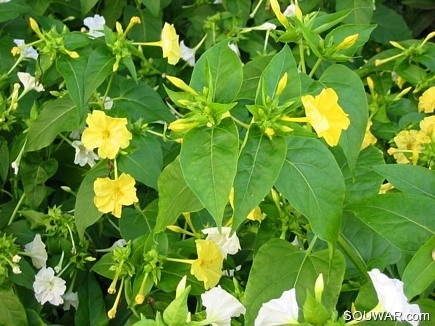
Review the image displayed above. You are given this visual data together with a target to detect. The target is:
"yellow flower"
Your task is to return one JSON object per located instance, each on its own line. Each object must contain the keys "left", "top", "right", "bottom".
{"left": 161, "top": 23, "right": 180, "bottom": 65}
{"left": 247, "top": 206, "right": 265, "bottom": 222}
{"left": 361, "top": 120, "right": 377, "bottom": 150}
{"left": 82, "top": 110, "right": 132, "bottom": 159}
{"left": 301, "top": 88, "right": 350, "bottom": 146}
{"left": 94, "top": 173, "right": 138, "bottom": 218}
{"left": 418, "top": 86, "right": 435, "bottom": 113}
{"left": 417, "top": 116, "right": 435, "bottom": 143}
{"left": 387, "top": 130, "right": 421, "bottom": 164}
{"left": 379, "top": 182, "right": 394, "bottom": 194}
{"left": 190, "top": 240, "right": 223, "bottom": 289}
{"left": 269, "top": 0, "right": 290, "bottom": 28}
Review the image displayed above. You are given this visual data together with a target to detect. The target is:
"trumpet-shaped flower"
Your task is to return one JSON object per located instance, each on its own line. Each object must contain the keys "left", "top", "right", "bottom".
{"left": 418, "top": 86, "right": 435, "bottom": 113}
{"left": 201, "top": 285, "right": 246, "bottom": 326}
{"left": 17, "top": 72, "right": 44, "bottom": 93}
{"left": 254, "top": 288, "right": 299, "bottom": 325}
{"left": 62, "top": 292, "right": 79, "bottom": 311}
{"left": 83, "top": 14, "right": 105, "bottom": 38}
{"left": 418, "top": 116, "right": 435, "bottom": 143}
{"left": 71, "top": 140, "right": 99, "bottom": 167}
{"left": 24, "top": 234, "right": 47, "bottom": 269}
{"left": 81, "top": 110, "right": 132, "bottom": 159}
{"left": 301, "top": 88, "right": 350, "bottom": 146}
{"left": 93, "top": 173, "right": 138, "bottom": 218}
{"left": 180, "top": 41, "right": 196, "bottom": 66}
{"left": 191, "top": 240, "right": 224, "bottom": 290}
{"left": 160, "top": 23, "right": 180, "bottom": 65}
{"left": 33, "top": 267, "right": 66, "bottom": 306}
{"left": 202, "top": 227, "right": 241, "bottom": 259}
{"left": 387, "top": 130, "right": 422, "bottom": 164}
{"left": 228, "top": 43, "right": 240, "bottom": 57}
{"left": 361, "top": 120, "right": 377, "bottom": 150}
{"left": 13, "top": 39, "right": 38, "bottom": 60}
{"left": 368, "top": 269, "right": 420, "bottom": 326}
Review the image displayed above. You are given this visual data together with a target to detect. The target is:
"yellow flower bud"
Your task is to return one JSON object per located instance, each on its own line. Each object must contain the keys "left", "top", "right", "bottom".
{"left": 269, "top": 0, "right": 290, "bottom": 29}
{"left": 29, "top": 17, "right": 43, "bottom": 38}
{"left": 116, "top": 21, "right": 123, "bottom": 34}
{"left": 265, "top": 127, "right": 275, "bottom": 138}
{"left": 130, "top": 16, "right": 141, "bottom": 24}
{"left": 168, "top": 119, "right": 200, "bottom": 133}
{"left": 166, "top": 75, "right": 198, "bottom": 95}
{"left": 276, "top": 73, "right": 288, "bottom": 97}
{"left": 390, "top": 41, "right": 405, "bottom": 50}
{"left": 314, "top": 273, "right": 324, "bottom": 302}
{"left": 366, "top": 76, "right": 375, "bottom": 94}
{"left": 66, "top": 50, "right": 79, "bottom": 59}
{"left": 135, "top": 294, "right": 144, "bottom": 304}
{"left": 335, "top": 34, "right": 359, "bottom": 51}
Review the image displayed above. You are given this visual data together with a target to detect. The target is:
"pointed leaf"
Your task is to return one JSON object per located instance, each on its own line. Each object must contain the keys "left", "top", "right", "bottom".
{"left": 244, "top": 239, "right": 345, "bottom": 325}
{"left": 345, "top": 194, "right": 435, "bottom": 253}
{"left": 336, "top": 0, "right": 374, "bottom": 24}
{"left": 233, "top": 126, "right": 286, "bottom": 230}
{"left": 155, "top": 158, "right": 203, "bottom": 233}
{"left": 76, "top": 273, "right": 108, "bottom": 326}
{"left": 0, "top": 286, "right": 28, "bottom": 326}
{"left": 180, "top": 118, "right": 239, "bottom": 227}
{"left": 320, "top": 64, "right": 368, "bottom": 174}
{"left": 275, "top": 137, "right": 345, "bottom": 244}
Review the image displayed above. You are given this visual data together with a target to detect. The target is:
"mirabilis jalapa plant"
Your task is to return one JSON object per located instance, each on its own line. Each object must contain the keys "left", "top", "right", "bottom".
{"left": 0, "top": 0, "right": 435, "bottom": 325}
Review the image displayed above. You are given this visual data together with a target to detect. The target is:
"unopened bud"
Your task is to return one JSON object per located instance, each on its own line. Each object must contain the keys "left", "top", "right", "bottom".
{"left": 264, "top": 127, "right": 275, "bottom": 138}
{"left": 168, "top": 119, "right": 200, "bottom": 133}
{"left": 130, "top": 16, "right": 141, "bottom": 24}
{"left": 166, "top": 75, "right": 198, "bottom": 95}
{"left": 176, "top": 276, "right": 187, "bottom": 298}
{"left": 13, "top": 266, "right": 22, "bottom": 274}
{"left": 390, "top": 41, "right": 405, "bottom": 50}
{"left": 12, "top": 255, "right": 21, "bottom": 263}
{"left": 135, "top": 294, "right": 145, "bottom": 304}
{"left": 314, "top": 273, "right": 324, "bottom": 302}
{"left": 335, "top": 34, "right": 359, "bottom": 51}
{"left": 29, "top": 18, "right": 43, "bottom": 38}
{"left": 276, "top": 73, "right": 288, "bottom": 96}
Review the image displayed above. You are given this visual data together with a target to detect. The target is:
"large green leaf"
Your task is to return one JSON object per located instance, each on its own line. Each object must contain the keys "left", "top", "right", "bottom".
{"left": 255, "top": 45, "right": 300, "bottom": 105}
{"left": 237, "top": 55, "right": 272, "bottom": 100}
{"left": 244, "top": 239, "right": 345, "bottom": 325}
{"left": 80, "top": 0, "right": 99, "bottom": 16}
{"left": 119, "top": 205, "right": 156, "bottom": 241}
{"left": 21, "top": 156, "right": 58, "bottom": 209}
{"left": 75, "top": 163, "right": 108, "bottom": 241}
{"left": 320, "top": 64, "right": 368, "bottom": 174}
{"left": 155, "top": 158, "right": 203, "bottom": 233}
{"left": 345, "top": 194, "right": 435, "bottom": 253}
{"left": 118, "top": 134, "right": 162, "bottom": 189}
{"left": 56, "top": 47, "right": 115, "bottom": 121}
{"left": 371, "top": 4, "right": 412, "bottom": 44}
{"left": 275, "top": 137, "right": 345, "bottom": 244}
{"left": 111, "top": 75, "right": 174, "bottom": 123}
{"left": 233, "top": 126, "right": 286, "bottom": 231}
{"left": 0, "top": 286, "right": 28, "bottom": 326}
{"left": 403, "top": 236, "right": 435, "bottom": 299}
{"left": 140, "top": 0, "right": 160, "bottom": 16}
{"left": 0, "top": 0, "right": 30, "bottom": 22}
{"left": 26, "top": 97, "right": 79, "bottom": 152}
{"left": 372, "top": 164, "right": 435, "bottom": 199}
{"left": 76, "top": 273, "right": 108, "bottom": 326}
{"left": 335, "top": 0, "right": 374, "bottom": 24}
{"left": 180, "top": 118, "right": 239, "bottom": 227}
{"left": 190, "top": 40, "right": 243, "bottom": 103}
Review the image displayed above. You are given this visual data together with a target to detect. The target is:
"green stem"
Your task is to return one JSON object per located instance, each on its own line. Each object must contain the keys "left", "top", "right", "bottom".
{"left": 309, "top": 57, "right": 322, "bottom": 78}
{"left": 58, "top": 133, "right": 73, "bottom": 146}
{"left": 8, "top": 193, "right": 25, "bottom": 226}
{"left": 108, "top": 218, "right": 120, "bottom": 232}
{"left": 103, "top": 72, "right": 115, "bottom": 104}
{"left": 146, "top": 129, "right": 165, "bottom": 138}
{"left": 231, "top": 116, "right": 250, "bottom": 129}
{"left": 299, "top": 41, "right": 306, "bottom": 74}
{"left": 337, "top": 235, "right": 370, "bottom": 281}
{"left": 306, "top": 235, "right": 317, "bottom": 254}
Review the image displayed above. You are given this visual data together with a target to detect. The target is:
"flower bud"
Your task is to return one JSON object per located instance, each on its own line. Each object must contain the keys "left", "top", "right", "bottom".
{"left": 276, "top": 73, "right": 288, "bottom": 97}
{"left": 335, "top": 34, "right": 359, "bottom": 51}
{"left": 168, "top": 119, "right": 200, "bottom": 133}
{"left": 166, "top": 75, "right": 198, "bottom": 95}
{"left": 314, "top": 273, "right": 324, "bottom": 302}
{"left": 135, "top": 294, "right": 145, "bottom": 304}
{"left": 176, "top": 275, "right": 187, "bottom": 299}
{"left": 13, "top": 266, "right": 22, "bottom": 274}
{"left": 12, "top": 255, "right": 21, "bottom": 263}
{"left": 264, "top": 127, "right": 275, "bottom": 138}
{"left": 130, "top": 16, "right": 141, "bottom": 24}
{"left": 29, "top": 18, "right": 44, "bottom": 38}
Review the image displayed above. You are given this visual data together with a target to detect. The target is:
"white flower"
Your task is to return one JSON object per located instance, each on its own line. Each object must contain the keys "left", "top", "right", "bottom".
{"left": 110, "top": 239, "right": 127, "bottom": 250}
{"left": 228, "top": 43, "right": 240, "bottom": 57}
{"left": 283, "top": 4, "right": 296, "bottom": 17}
{"left": 69, "top": 127, "right": 85, "bottom": 140}
{"left": 24, "top": 234, "right": 48, "bottom": 269}
{"left": 101, "top": 96, "right": 113, "bottom": 110}
{"left": 180, "top": 41, "right": 196, "bottom": 67}
{"left": 13, "top": 39, "right": 38, "bottom": 60}
{"left": 33, "top": 267, "right": 66, "bottom": 306}
{"left": 13, "top": 266, "right": 22, "bottom": 274}
{"left": 71, "top": 140, "right": 99, "bottom": 167}
{"left": 213, "top": 0, "right": 222, "bottom": 4}
{"left": 251, "top": 22, "right": 277, "bottom": 31}
{"left": 222, "top": 265, "right": 241, "bottom": 277}
{"left": 202, "top": 227, "right": 241, "bottom": 259}
{"left": 201, "top": 285, "right": 246, "bottom": 326}
{"left": 17, "top": 72, "right": 44, "bottom": 92}
{"left": 83, "top": 14, "right": 105, "bottom": 38}
{"left": 254, "top": 288, "right": 299, "bottom": 326}
{"left": 12, "top": 255, "right": 21, "bottom": 263}
{"left": 62, "top": 292, "right": 79, "bottom": 311}
{"left": 368, "top": 269, "right": 420, "bottom": 326}
{"left": 11, "top": 161, "right": 19, "bottom": 175}
{"left": 0, "top": 0, "right": 11, "bottom": 3}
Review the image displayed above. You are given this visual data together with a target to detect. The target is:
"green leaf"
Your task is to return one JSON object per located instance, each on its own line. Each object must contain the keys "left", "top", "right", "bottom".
{"left": 403, "top": 0, "right": 435, "bottom": 9}
{"left": 21, "top": 156, "right": 58, "bottom": 209}
{"left": 403, "top": 236, "right": 435, "bottom": 299}
{"left": 244, "top": 239, "right": 345, "bottom": 325}
{"left": 76, "top": 273, "right": 108, "bottom": 326}
{"left": 191, "top": 40, "right": 243, "bottom": 103}
{"left": 111, "top": 75, "right": 174, "bottom": 123}
{"left": 335, "top": 0, "right": 374, "bottom": 24}
{"left": 0, "top": 0, "right": 31, "bottom": 22}
{"left": 237, "top": 55, "right": 272, "bottom": 100}
{"left": 91, "top": 252, "right": 115, "bottom": 279}
{"left": 119, "top": 207, "right": 155, "bottom": 241}
{"left": 80, "top": 0, "right": 99, "bottom": 16}
{"left": 26, "top": 97, "right": 79, "bottom": 152}
{"left": 8, "top": 258, "right": 35, "bottom": 290}
{"left": 345, "top": 194, "right": 435, "bottom": 253}
{"left": 155, "top": 158, "right": 203, "bottom": 233}
{"left": 140, "top": 0, "right": 160, "bottom": 16}
{"left": 320, "top": 64, "right": 368, "bottom": 174}
{"left": 163, "top": 285, "right": 191, "bottom": 326}
{"left": 303, "top": 292, "right": 330, "bottom": 325}
{"left": 275, "top": 137, "right": 345, "bottom": 244}
{"left": 26, "top": 0, "right": 52, "bottom": 15}
{"left": 256, "top": 45, "right": 300, "bottom": 105}
{"left": 233, "top": 126, "right": 286, "bottom": 231}
{"left": 101, "top": 0, "right": 127, "bottom": 27}
{"left": 371, "top": 4, "right": 412, "bottom": 44}
{"left": 75, "top": 163, "right": 108, "bottom": 241}
{"left": 118, "top": 134, "right": 162, "bottom": 189}
{"left": 372, "top": 164, "right": 435, "bottom": 199}
{"left": 180, "top": 118, "right": 239, "bottom": 227}
{"left": 0, "top": 286, "right": 28, "bottom": 326}
{"left": 0, "top": 137, "right": 9, "bottom": 182}
{"left": 124, "top": 6, "right": 162, "bottom": 42}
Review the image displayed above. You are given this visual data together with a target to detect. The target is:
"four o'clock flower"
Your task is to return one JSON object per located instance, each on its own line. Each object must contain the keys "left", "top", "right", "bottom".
{"left": 83, "top": 14, "right": 106, "bottom": 38}
{"left": 179, "top": 34, "right": 207, "bottom": 67}
{"left": 33, "top": 267, "right": 67, "bottom": 305}
{"left": 202, "top": 227, "right": 241, "bottom": 259}
{"left": 200, "top": 285, "right": 246, "bottom": 326}
{"left": 71, "top": 140, "right": 99, "bottom": 167}
{"left": 12, "top": 39, "right": 38, "bottom": 60}
{"left": 255, "top": 288, "right": 299, "bottom": 325}
{"left": 62, "top": 292, "right": 79, "bottom": 311}
{"left": 17, "top": 72, "right": 44, "bottom": 94}
{"left": 24, "top": 234, "right": 48, "bottom": 269}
